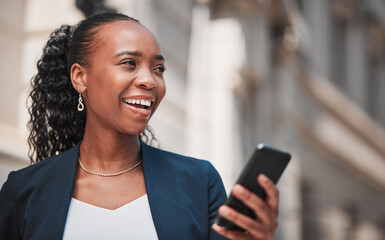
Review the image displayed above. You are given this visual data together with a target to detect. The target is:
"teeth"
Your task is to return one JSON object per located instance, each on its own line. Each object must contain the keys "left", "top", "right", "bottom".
{"left": 123, "top": 98, "right": 152, "bottom": 107}
{"left": 142, "top": 100, "right": 151, "bottom": 107}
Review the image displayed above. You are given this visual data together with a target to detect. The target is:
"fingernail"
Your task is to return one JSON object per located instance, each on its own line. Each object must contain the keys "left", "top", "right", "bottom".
{"left": 234, "top": 184, "right": 246, "bottom": 195}
{"left": 260, "top": 174, "right": 269, "bottom": 182}
{"left": 212, "top": 224, "right": 223, "bottom": 232}
{"left": 220, "top": 206, "right": 231, "bottom": 216}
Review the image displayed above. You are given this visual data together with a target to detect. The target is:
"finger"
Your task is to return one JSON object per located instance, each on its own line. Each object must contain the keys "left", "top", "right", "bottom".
{"left": 212, "top": 224, "right": 251, "bottom": 240}
{"left": 232, "top": 184, "right": 278, "bottom": 228}
{"left": 258, "top": 174, "right": 279, "bottom": 216}
{"left": 217, "top": 205, "right": 273, "bottom": 239}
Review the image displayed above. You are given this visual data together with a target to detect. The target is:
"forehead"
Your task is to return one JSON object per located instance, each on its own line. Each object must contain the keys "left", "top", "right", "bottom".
{"left": 93, "top": 20, "right": 161, "bottom": 57}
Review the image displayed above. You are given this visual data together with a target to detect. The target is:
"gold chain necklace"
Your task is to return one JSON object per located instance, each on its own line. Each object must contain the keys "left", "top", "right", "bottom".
{"left": 78, "top": 158, "right": 143, "bottom": 177}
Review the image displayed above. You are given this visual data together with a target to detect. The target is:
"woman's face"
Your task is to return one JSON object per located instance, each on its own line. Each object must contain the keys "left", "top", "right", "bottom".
{"left": 82, "top": 20, "right": 166, "bottom": 135}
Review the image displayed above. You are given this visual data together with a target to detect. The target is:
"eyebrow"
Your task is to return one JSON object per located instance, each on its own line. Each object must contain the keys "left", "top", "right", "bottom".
{"left": 114, "top": 51, "right": 165, "bottom": 61}
{"left": 154, "top": 55, "right": 165, "bottom": 61}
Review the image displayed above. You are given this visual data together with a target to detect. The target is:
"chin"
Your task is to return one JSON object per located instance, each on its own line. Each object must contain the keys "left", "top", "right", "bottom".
{"left": 120, "top": 124, "right": 148, "bottom": 136}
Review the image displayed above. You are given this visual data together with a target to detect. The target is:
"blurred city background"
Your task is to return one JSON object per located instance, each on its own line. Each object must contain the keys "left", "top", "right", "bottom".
{"left": 1, "top": 0, "right": 385, "bottom": 239}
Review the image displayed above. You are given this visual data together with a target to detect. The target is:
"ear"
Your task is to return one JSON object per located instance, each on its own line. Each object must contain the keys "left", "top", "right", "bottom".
{"left": 70, "top": 63, "right": 87, "bottom": 93}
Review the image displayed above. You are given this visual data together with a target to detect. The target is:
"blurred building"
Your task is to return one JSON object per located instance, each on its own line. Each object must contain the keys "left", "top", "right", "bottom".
{"left": 1, "top": 0, "right": 385, "bottom": 239}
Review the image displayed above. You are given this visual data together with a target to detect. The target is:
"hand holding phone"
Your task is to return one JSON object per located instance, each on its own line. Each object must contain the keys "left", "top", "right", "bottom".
{"left": 214, "top": 143, "right": 291, "bottom": 231}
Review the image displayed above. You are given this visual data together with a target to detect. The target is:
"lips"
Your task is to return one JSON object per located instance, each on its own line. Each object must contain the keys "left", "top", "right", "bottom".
{"left": 122, "top": 97, "right": 154, "bottom": 116}
{"left": 122, "top": 98, "right": 152, "bottom": 109}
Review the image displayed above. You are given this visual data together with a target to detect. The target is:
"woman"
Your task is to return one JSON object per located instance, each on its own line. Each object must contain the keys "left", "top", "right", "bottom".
{"left": 0, "top": 13, "right": 279, "bottom": 239}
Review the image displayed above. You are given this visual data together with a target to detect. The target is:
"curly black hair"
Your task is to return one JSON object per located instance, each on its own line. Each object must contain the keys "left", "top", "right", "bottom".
{"left": 28, "top": 13, "right": 158, "bottom": 164}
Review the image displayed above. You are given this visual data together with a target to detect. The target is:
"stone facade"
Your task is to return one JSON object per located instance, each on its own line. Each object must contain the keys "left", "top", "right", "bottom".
{"left": 0, "top": 0, "right": 384, "bottom": 239}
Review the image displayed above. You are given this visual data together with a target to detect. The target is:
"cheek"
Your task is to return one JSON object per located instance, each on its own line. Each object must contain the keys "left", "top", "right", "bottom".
{"left": 89, "top": 67, "right": 128, "bottom": 95}
{"left": 86, "top": 73, "right": 121, "bottom": 110}
{"left": 150, "top": 81, "right": 166, "bottom": 115}
{"left": 158, "top": 81, "right": 166, "bottom": 101}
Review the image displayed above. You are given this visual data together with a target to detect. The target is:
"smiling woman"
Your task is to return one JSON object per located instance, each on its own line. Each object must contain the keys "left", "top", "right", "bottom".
{"left": 0, "top": 13, "right": 280, "bottom": 240}
{"left": 71, "top": 19, "right": 166, "bottom": 138}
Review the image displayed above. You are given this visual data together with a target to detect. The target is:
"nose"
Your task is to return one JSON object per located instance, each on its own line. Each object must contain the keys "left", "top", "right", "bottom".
{"left": 134, "top": 69, "right": 157, "bottom": 90}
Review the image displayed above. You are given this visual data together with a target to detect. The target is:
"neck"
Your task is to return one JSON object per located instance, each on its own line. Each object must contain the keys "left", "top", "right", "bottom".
{"left": 79, "top": 124, "right": 142, "bottom": 172}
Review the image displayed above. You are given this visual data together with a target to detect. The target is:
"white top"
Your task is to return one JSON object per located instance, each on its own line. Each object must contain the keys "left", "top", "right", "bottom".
{"left": 63, "top": 194, "right": 158, "bottom": 240}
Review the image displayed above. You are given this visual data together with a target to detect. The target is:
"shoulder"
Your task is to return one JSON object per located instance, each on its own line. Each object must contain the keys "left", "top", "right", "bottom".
{"left": 142, "top": 143, "right": 218, "bottom": 176}
{"left": 141, "top": 143, "right": 226, "bottom": 203}
{"left": 8, "top": 143, "right": 80, "bottom": 189}
{"left": 14, "top": 153, "right": 64, "bottom": 179}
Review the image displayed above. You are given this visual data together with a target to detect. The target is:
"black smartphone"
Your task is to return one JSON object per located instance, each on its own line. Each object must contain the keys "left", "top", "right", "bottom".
{"left": 215, "top": 143, "right": 291, "bottom": 231}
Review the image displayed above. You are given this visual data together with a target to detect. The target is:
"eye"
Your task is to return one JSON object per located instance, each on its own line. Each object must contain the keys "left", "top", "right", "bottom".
{"left": 121, "top": 59, "right": 136, "bottom": 67}
{"left": 154, "top": 65, "right": 166, "bottom": 73}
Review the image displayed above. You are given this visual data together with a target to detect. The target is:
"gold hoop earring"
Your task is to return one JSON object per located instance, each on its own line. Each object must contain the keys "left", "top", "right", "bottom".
{"left": 77, "top": 93, "right": 84, "bottom": 112}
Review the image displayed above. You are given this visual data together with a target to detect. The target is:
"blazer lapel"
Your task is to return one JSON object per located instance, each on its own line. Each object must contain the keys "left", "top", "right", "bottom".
{"left": 141, "top": 143, "right": 189, "bottom": 240}
{"left": 25, "top": 143, "right": 79, "bottom": 239}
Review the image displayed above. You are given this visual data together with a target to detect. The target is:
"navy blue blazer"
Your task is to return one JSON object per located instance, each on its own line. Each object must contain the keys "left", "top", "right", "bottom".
{"left": 0, "top": 142, "right": 229, "bottom": 240}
